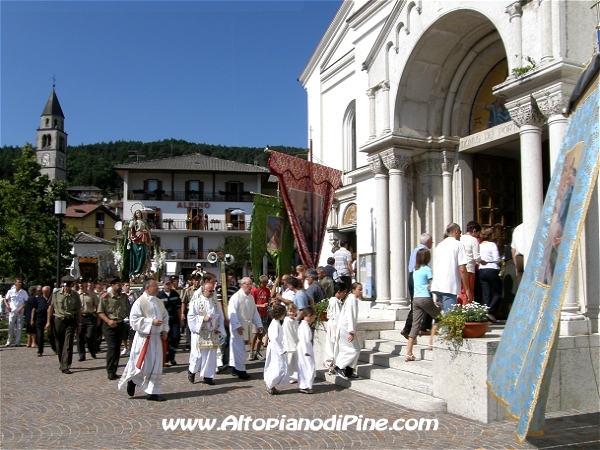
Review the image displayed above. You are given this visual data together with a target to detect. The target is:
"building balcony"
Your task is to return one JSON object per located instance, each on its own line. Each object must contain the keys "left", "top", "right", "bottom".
{"left": 155, "top": 219, "right": 250, "bottom": 231}
{"left": 128, "top": 190, "right": 253, "bottom": 202}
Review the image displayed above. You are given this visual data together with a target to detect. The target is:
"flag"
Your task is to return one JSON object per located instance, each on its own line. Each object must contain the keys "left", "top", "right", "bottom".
{"left": 487, "top": 77, "right": 600, "bottom": 442}
{"left": 268, "top": 151, "right": 342, "bottom": 268}
{"left": 250, "top": 193, "right": 294, "bottom": 278}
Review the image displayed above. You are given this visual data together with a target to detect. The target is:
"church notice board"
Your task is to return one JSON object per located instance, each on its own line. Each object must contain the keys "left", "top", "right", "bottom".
{"left": 487, "top": 74, "right": 600, "bottom": 442}
{"left": 358, "top": 253, "right": 376, "bottom": 300}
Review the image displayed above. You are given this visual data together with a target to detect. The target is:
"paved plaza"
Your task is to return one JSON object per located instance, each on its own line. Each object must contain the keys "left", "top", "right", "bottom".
{"left": 1, "top": 345, "right": 598, "bottom": 449}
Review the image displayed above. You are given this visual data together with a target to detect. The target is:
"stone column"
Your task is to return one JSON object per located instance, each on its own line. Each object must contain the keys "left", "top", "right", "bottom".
{"left": 380, "top": 81, "right": 391, "bottom": 135}
{"left": 508, "top": 97, "right": 546, "bottom": 264}
{"left": 382, "top": 149, "right": 411, "bottom": 310}
{"left": 369, "top": 155, "right": 390, "bottom": 307}
{"left": 441, "top": 150, "right": 453, "bottom": 226}
{"left": 537, "top": 89, "right": 589, "bottom": 335}
{"left": 540, "top": 0, "right": 553, "bottom": 62}
{"left": 505, "top": 1, "right": 523, "bottom": 69}
{"left": 367, "top": 88, "right": 376, "bottom": 140}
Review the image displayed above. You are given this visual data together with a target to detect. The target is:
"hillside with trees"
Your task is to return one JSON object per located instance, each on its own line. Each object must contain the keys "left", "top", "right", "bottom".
{"left": 0, "top": 139, "right": 307, "bottom": 193}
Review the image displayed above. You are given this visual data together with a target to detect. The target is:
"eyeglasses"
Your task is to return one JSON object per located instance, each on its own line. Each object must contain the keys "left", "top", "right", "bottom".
{"left": 204, "top": 289, "right": 216, "bottom": 294}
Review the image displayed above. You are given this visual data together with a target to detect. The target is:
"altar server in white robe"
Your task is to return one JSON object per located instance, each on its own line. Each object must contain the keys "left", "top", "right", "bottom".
{"left": 228, "top": 277, "right": 263, "bottom": 379}
{"left": 118, "top": 278, "right": 169, "bottom": 401}
{"left": 296, "top": 306, "right": 316, "bottom": 394}
{"left": 282, "top": 303, "right": 299, "bottom": 383}
{"left": 187, "top": 280, "right": 225, "bottom": 385}
{"left": 333, "top": 282, "right": 362, "bottom": 381}
{"left": 324, "top": 282, "right": 346, "bottom": 370}
{"left": 264, "top": 304, "right": 289, "bottom": 395}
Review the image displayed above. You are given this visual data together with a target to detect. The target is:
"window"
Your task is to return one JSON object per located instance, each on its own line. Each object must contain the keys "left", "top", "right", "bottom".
{"left": 186, "top": 180, "right": 203, "bottom": 200}
{"left": 225, "top": 181, "right": 243, "bottom": 201}
{"left": 95, "top": 212, "right": 105, "bottom": 227}
{"left": 343, "top": 101, "right": 357, "bottom": 172}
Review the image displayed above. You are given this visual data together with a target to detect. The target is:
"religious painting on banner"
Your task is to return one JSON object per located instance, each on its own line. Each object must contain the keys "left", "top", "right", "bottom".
{"left": 487, "top": 68, "right": 600, "bottom": 443}
{"left": 249, "top": 193, "right": 294, "bottom": 278}
{"left": 267, "top": 151, "right": 342, "bottom": 268}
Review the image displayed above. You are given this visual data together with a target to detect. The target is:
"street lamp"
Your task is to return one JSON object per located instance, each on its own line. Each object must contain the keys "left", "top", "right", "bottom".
{"left": 55, "top": 200, "right": 66, "bottom": 289}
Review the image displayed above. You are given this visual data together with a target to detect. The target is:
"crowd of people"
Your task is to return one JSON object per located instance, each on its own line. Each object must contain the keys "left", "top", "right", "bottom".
{"left": 2, "top": 224, "right": 515, "bottom": 399}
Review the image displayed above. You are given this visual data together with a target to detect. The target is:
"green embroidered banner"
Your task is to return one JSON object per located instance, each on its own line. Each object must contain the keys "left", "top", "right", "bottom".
{"left": 250, "top": 194, "right": 294, "bottom": 278}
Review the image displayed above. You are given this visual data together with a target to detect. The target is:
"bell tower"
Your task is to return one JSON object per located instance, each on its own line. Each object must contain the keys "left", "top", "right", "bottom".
{"left": 36, "top": 86, "right": 67, "bottom": 180}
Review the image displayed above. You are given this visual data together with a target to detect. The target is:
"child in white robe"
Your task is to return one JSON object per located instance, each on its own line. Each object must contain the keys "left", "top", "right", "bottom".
{"left": 333, "top": 282, "right": 362, "bottom": 380}
{"left": 264, "top": 304, "right": 289, "bottom": 395}
{"left": 297, "top": 306, "right": 316, "bottom": 394}
{"left": 282, "top": 303, "right": 299, "bottom": 383}
{"left": 324, "top": 282, "right": 347, "bottom": 372}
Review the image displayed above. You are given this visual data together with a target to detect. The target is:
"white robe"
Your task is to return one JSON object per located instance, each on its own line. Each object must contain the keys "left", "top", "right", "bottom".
{"left": 118, "top": 294, "right": 169, "bottom": 395}
{"left": 333, "top": 293, "right": 360, "bottom": 370}
{"left": 324, "top": 296, "right": 342, "bottom": 366}
{"left": 296, "top": 320, "right": 315, "bottom": 390}
{"left": 282, "top": 316, "right": 299, "bottom": 381}
{"left": 228, "top": 289, "right": 262, "bottom": 371}
{"left": 188, "top": 291, "right": 225, "bottom": 378}
{"left": 263, "top": 320, "right": 289, "bottom": 389}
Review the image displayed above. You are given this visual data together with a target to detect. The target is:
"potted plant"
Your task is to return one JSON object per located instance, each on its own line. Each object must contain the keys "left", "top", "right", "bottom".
{"left": 437, "top": 302, "right": 490, "bottom": 344}
{"left": 312, "top": 301, "right": 329, "bottom": 330}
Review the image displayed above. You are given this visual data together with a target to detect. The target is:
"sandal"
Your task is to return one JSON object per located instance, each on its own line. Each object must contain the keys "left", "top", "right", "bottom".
{"left": 405, "top": 354, "right": 420, "bottom": 362}
{"left": 427, "top": 346, "right": 433, "bottom": 351}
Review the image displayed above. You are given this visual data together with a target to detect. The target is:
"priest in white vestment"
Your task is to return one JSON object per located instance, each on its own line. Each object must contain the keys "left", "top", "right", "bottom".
{"left": 187, "top": 280, "right": 225, "bottom": 385}
{"left": 333, "top": 282, "right": 362, "bottom": 380}
{"left": 118, "top": 279, "right": 169, "bottom": 401}
{"left": 228, "top": 277, "right": 263, "bottom": 379}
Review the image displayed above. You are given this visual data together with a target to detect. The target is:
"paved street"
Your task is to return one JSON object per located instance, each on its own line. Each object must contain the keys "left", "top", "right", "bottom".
{"left": 1, "top": 344, "right": 598, "bottom": 449}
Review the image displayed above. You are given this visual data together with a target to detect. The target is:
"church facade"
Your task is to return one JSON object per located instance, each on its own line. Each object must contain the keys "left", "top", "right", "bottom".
{"left": 301, "top": 0, "right": 598, "bottom": 335}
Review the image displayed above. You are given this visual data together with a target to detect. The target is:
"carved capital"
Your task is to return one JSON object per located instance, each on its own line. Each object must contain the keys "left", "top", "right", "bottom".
{"left": 414, "top": 156, "right": 443, "bottom": 177}
{"left": 505, "top": 1, "right": 523, "bottom": 21}
{"left": 382, "top": 151, "right": 411, "bottom": 174}
{"left": 368, "top": 155, "right": 388, "bottom": 176}
{"left": 441, "top": 150, "right": 454, "bottom": 173}
{"left": 379, "top": 80, "right": 390, "bottom": 92}
{"left": 534, "top": 90, "right": 569, "bottom": 118}
{"left": 366, "top": 88, "right": 376, "bottom": 99}
{"left": 507, "top": 96, "right": 547, "bottom": 128}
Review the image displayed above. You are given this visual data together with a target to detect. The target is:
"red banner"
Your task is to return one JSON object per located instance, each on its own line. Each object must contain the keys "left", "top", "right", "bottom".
{"left": 268, "top": 151, "right": 342, "bottom": 268}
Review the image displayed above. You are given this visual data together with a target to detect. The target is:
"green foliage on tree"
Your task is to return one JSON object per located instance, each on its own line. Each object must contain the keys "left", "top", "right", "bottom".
{"left": 0, "top": 143, "right": 76, "bottom": 286}
{"left": 217, "top": 236, "right": 251, "bottom": 274}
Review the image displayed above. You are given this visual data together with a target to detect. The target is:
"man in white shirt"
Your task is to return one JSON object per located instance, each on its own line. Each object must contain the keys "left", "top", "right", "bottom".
{"left": 431, "top": 223, "right": 472, "bottom": 312}
{"left": 334, "top": 241, "right": 353, "bottom": 288}
{"left": 228, "top": 277, "right": 263, "bottom": 380}
{"left": 4, "top": 278, "right": 28, "bottom": 346}
{"left": 459, "top": 221, "right": 485, "bottom": 304}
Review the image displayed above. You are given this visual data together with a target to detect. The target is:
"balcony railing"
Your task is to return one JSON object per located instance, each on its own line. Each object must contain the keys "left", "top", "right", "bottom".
{"left": 156, "top": 219, "right": 250, "bottom": 231}
{"left": 129, "top": 190, "right": 253, "bottom": 202}
{"left": 159, "top": 249, "right": 210, "bottom": 260}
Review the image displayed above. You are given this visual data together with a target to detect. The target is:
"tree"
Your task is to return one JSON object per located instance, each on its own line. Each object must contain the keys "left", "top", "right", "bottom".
{"left": 0, "top": 144, "right": 76, "bottom": 286}
{"left": 217, "top": 236, "right": 250, "bottom": 274}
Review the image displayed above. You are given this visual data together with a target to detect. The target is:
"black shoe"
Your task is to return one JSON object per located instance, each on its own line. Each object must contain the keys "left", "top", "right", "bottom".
{"left": 170, "top": 360, "right": 177, "bottom": 366}
{"left": 348, "top": 373, "right": 360, "bottom": 379}
{"left": 187, "top": 371, "right": 195, "bottom": 384}
{"left": 216, "top": 365, "right": 229, "bottom": 374}
{"left": 231, "top": 368, "right": 239, "bottom": 376}
{"left": 78, "top": 356, "right": 86, "bottom": 362}
{"left": 203, "top": 378, "right": 215, "bottom": 385}
{"left": 237, "top": 371, "right": 251, "bottom": 380}
{"left": 146, "top": 394, "right": 166, "bottom": 402}
{"left": 62, "top": 369, "right": 73, "bottom": 375}
{"left": 90, "top": 353, "right": 97, "bottom": 359}
{"left": 127, "top": 380, "right": 136, "bottom": 397}
{"left": 334, "top": 366, "right": 348, "bottom": 380}
{"left": 108, "top": 373, "right": 119, "bottom": 380}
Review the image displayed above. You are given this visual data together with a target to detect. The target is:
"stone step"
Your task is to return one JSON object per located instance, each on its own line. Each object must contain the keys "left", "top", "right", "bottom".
{"left": 363, "top": 338, "right": 434, "bottom": 361}
{"left": 316, "top": 369, "right": 447, "bottom": 413}
{"left": 356, "top": 319, "right": 396, "bottom": 331}
{"left": 354, "top": 362, "right": 434, "bottom": 395}
{"left": 359, "top": 350, "right": 433, "bottom": 378}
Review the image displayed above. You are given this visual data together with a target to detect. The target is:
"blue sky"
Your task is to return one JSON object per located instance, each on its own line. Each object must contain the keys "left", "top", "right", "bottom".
{"left": 1, "top": 0, "right": 341, "bottom": 149}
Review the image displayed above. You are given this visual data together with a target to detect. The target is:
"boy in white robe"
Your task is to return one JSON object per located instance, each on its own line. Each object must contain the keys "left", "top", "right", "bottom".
{"left": 264, "top": 304, "right": 289, "bottom": 395}
{"left": 282, "top": 304, "right": 299, "bottom": 383}
{"left": 333, "top": 282, "right": 362, "bottom": 381}
{"left": 324, "top": 282, "right": 346, "bottom": 371}
{"left": 187, "top": 280, "right": 225, "bottom": 385}
{"left": 297, "top": 306, "right": 316, "bottom": 394}
{"left": 228, "top": 277, "right": 263, "bottom": 379}
{"left": 118, "top": 279, "right": 169, "bottom": 401}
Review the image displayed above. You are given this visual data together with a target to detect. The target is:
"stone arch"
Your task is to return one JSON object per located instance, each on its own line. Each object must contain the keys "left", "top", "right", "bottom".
{"left": 394, "top": 9, "right": 507, "bottom": 138}
{"left": 342, "top": 101, "right": 356, "bottom": 172}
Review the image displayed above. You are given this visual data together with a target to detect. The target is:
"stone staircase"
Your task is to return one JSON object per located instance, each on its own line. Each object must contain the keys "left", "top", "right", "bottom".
{"left": 315, "top": 319, "right": 447, "bottom": 413}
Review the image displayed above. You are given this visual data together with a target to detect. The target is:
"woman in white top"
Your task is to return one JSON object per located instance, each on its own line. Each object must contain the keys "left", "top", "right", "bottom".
{"left": 478, "top": 227, "right": 502, "bottom": 322}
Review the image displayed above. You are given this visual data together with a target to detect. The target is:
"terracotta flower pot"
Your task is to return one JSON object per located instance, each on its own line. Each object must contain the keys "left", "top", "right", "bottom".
{"left": 462, "top": 321, "right": 490, "bottom": 338}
